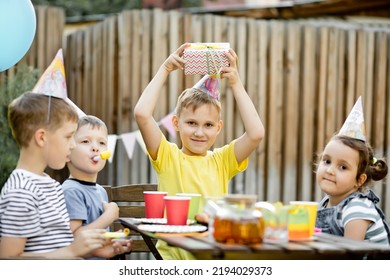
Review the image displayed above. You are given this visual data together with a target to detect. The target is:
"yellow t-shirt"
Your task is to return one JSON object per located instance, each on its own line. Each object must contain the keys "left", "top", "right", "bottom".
{"left": 148, "top": 134, "right": 248, "bottom": 260}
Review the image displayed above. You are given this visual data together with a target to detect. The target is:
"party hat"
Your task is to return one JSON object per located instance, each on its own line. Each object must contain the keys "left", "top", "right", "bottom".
{"left": 338, "top": 96, "right": 366, "bottom": 142}
{"left": 32, "top": 49, "right": 67, "bottom": 99}
{"left": 32, "top": 49, "right": 86, "bottom": 118}
{"left": 193, "top": 74, "right": 220, "bottom": 101}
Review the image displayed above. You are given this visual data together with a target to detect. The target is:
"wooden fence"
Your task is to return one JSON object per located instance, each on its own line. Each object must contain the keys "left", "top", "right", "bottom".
{"left": 1, "top": 7, "right": 390, "bottom": 216}
{"left": 63, "top": 9, "right": 390, "bottom": 215}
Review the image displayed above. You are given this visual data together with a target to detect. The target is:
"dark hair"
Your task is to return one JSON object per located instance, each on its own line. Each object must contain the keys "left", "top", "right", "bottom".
{"left": 319, "top": 134, "right": 388, "bottom": 191}
{"left": 8, "top": 92, "right": 78, "bottom": 148}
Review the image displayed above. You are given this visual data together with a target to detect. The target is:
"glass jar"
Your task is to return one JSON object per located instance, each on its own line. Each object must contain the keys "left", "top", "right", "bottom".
{"left": 212, "top": 194, "right": 264, "bottom": 244}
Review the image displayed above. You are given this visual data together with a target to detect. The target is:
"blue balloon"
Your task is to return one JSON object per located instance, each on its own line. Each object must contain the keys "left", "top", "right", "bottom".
{"left": 0, "top": 0, "right": 37, "bottom": 72}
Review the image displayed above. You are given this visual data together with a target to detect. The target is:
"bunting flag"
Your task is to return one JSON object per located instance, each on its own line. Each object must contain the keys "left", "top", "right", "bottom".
{"left": 121, "top": 132, "right": 137, "bottom": 160}
{"left": 135, "top": 130, "right": 147, "bottom": 155}
{"left": 160, "top": 112, "right": 176, "bottom": 139}
{"left": 107, "top": 135, "right": 117, "bottom": 163}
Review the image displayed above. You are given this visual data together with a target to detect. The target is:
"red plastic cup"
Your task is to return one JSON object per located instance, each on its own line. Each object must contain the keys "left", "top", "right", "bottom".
{"left": 143, "top": 191, "right": 168, "bottom": 218}
{"left": 164, "top": 196, "right": 191, "bottom": 225}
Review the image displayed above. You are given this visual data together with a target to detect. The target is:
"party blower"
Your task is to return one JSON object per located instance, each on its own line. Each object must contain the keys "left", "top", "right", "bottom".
{"left": 103, "top": 228, "right": 130, "bottom": 238}
{"left": 93, "top": 150, "right": 111, "bottom": 161}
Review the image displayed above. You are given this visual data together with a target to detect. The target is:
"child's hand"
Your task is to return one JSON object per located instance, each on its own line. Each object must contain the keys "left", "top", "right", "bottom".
{"left": 92, "top": 238, "right": 133, "bottom": 258}
{"left": 195, "top": 213, "right": 209, "bottom": 225}
{"left": 70, "top": 229, "right": 107, "bottom": 257}
{"left": 103, "top": 202, "right": 119, "bottom": 221}
{"left": 162, "top": 43, "right": 190, "bottom": 73}
{"left": 112, "top": 238, "right": 133, "bottom": 255}
{"left": 220, "top": 49, "right": 241, "bottom": 87}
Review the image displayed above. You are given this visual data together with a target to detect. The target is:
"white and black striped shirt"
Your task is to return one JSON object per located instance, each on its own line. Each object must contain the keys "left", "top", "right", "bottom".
{"left": 0, "top": 169, "right": 74, "bottom": 253}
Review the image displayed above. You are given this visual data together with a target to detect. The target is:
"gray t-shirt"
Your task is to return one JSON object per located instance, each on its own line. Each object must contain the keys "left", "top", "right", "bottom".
{"left": 62, "top": 178, "right": 108, "bottom": 227}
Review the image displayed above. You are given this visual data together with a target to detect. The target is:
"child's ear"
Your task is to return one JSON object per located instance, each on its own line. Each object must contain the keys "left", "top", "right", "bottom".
{"left": 216, "top": 120, "right": 223, "bottom": 134}
{"left": 172, "top": 115, "right": 179, "bottom": 131}
{"left": 34, "top": 128, "right": 47, "bottom": 148}
{"left": 356, "top": 173, "right": 367, "bottom": 188}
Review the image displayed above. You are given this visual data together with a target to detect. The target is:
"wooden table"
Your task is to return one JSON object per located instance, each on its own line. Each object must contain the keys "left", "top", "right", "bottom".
{"left": 119, "top": 217, "right": 390, "bottom": 260}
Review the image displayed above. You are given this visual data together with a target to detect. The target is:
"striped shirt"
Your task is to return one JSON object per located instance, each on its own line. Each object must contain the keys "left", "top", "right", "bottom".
{"left": 341, "top": 196, "right": 389, "bottom": 245}
{"left": 0, "top": 169, "right": 74, "bottom": 253}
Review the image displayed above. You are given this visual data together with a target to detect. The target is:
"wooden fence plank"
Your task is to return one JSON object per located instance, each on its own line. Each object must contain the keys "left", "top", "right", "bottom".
{"left": 345, "top": 28, "right": 357, "bottom": 114}
{"left": 365, "top": 29, "right": 375, "bottom": 143}
{"left": 82, "top": 28, "right": 92, "bottom": 117}
{"left": 245, "top": 18, "right": 260, "bottom": 196}
{"left": 140, "top": 9, "right": 155, "bottom": 183}
{"left": 74, "top": 31, "right": 83, "bottom": 115}
{"left": 225, "top": 17, "right": 237, "bottom": 193}
{"left": 266, "top": 20, "right": 284, "bottom": 202}
{"left": 325, "top": 26, "right": 339, "bottom": 142}
{"left": 256, "top": 20, "right": 269, "bottom": 201}
{"left": 130, "top": 10, "right": 145, "bottom": 184}
{"left": 316, "top": 25, "right": 329, "bottom": 173}
{"left": 282, "top": 22, "right": 301, "bottom": 202}
{"left": 116, "top": 11, "right": 132, "bottom": 185}
{"left": 300, "top": 24, "right": 317, "bottom": 201}
{"left": 356, "top": 29, "right": 367, "bottom": 132}
{"left": 372, "top": 30, "right": 388, "bottom": 207}
{"left": 232, "top": 17, "right": 248, "bottom": 194}
{"left": 336, "top": 26, "right": 346, "bottom": 130}
{"left": 386, "top": 32, "right": 390, "bottom": 217}
{"left": 213, "top": 15, "right": 228, "bottom": 149}
{"left": 35, "top": 6, "right": 47, "bottom": 71}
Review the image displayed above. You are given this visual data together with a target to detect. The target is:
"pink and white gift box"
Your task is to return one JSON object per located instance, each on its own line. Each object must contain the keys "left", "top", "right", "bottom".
{"left": 184, "top": 43, "right": 230, "bottom": 76}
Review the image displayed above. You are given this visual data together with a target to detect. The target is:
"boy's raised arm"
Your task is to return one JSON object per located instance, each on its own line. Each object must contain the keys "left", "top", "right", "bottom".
{"left": 221, "top": 49, "right": 265, "bottom": 164}
{"left": 134, "top": 43, "right": 189, "bottom": 160}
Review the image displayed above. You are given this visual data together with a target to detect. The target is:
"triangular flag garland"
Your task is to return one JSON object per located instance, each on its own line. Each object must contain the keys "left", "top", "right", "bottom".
{"left": 120, "top": 132, "right": 137, "bottom": 160}
{"left": 98, "top": 112, "right": 175, "bottom": 163}
{"left": 107, "top": 135, "right": 117, "bottom": 164}
{"left": 135, "top": 130, "right": 147, "bottom": 156}
{"left": 159, "top": 112, "right": 176, "bottom": 139}
{"left": 30, "top": 48, "right": 172, "bottom": 162}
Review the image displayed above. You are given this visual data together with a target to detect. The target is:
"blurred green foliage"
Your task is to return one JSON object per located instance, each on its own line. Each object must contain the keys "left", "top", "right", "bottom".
{"left": 31, "top": 0, "right": 143, "bottom": 17}
{"left": 0, "top": 65, "right": 41, "bottom": 189}
{"left": 31, "top": 0, "right": 203, "bottom": 17}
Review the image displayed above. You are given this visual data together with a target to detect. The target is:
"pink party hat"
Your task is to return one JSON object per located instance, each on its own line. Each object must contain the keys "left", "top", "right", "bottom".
{"left": 338, "top": 96, "right": 366, "bottom": 142}
{"left": 32, "top": 49, "right": 86, "bottom": 118}
{"left": 193, "top": 74, "right": 220, "bottom": 101}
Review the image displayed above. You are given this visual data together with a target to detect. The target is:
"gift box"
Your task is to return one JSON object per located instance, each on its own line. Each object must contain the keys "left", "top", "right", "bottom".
{"left": 184, "top": 43, "right": 230, "bottom": 76}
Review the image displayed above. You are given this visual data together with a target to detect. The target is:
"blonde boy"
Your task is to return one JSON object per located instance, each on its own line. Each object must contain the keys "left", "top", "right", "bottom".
{"left": 134, "top": 44, "right": 265, "bottom": 259}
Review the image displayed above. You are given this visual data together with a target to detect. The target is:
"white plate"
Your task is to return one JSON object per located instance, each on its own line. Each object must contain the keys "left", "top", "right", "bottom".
{"left": 138, "top": 224, "right": 207, "bottom": 233}
{"left": 131, "top": 218, "right": 196, "bottom": 225}
{"left": 132, "top": 218, "right": 167, "bottom": 224}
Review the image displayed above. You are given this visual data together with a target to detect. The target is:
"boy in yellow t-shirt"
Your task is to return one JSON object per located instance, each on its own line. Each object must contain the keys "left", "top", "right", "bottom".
{"left": 134, "top": 43, "right": 265, "bottom": 259}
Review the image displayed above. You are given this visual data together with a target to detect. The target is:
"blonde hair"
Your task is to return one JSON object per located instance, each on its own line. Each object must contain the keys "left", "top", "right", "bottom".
{"left": 175, "top": 88, "right": 221, "bottom": 117}
{"left": 77, "top": 115, "right": 107, "bottom": 133}
{"left": 8, "top": 92, "right": 78, "bottom": 147}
